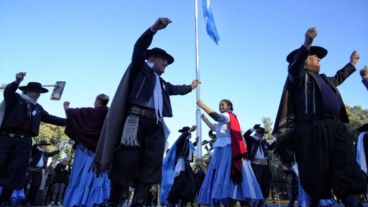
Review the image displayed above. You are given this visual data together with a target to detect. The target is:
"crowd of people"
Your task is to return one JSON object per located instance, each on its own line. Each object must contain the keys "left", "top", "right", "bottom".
{"left": 0, "top": 17, "right": 368, "bottom": 207}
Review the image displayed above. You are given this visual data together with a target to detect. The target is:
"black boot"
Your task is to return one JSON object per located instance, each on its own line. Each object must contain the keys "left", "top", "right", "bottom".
{"left": 131, "top": 183, "right": 151, "bottom": 207}
{"left": 342, "top": 194, "right": 362, "bottom": 207}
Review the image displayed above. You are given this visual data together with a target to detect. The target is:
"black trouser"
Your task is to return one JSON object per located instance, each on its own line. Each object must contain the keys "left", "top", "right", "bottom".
{"left": 109, "top": 116, "right": 165, "bottom": 205}
{"left": 109, "top": 182, "right": 151, "bottom": 206}
{"left": 251, "top": 163, "right": 272, "bottom": 199}
{"left": 294, "top": 119, "right": 367, "bottom": 199}
{"left": 0, "top": 134, "right": 32, "bottom": 202}
{"left": 168, "top": 163, "right": 196, "bottom": 205}
{"left": 27, "top": 170, "right": 42, "bottom": 205}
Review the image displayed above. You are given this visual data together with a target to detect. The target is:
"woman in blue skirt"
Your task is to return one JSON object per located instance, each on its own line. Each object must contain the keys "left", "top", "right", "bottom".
{"left": 63, "top": 94, "right": 111, "bottom": 207}
{"left": 197, "top": 99, "right": 263, "bottom": 206}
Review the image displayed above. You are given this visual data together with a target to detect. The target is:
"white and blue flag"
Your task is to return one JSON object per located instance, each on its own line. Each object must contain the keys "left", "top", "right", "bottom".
{"left": 202, "top": 0, "right": 220, "bottom": 44}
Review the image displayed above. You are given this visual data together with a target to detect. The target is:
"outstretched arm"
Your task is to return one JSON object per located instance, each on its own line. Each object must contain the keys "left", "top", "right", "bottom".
{"left": 131, "top": 18, "right": 172, "bottom": 72}
{"left": 164, "top": 79, "right": 201, "bottom": 96}
{"left": 4, "top": 72, "right": 26, "bottom": 106}
{"left": 327, "top": 51, "right": 358, "bottom": 86}
{"left": 201, "top": 114, "right": 215, "bottom": 130}
{"left": 288, "top": 27, "right": 317, "bottom": 83}
{"left": 197, "top": 100, "right": 221, "bottom": 121}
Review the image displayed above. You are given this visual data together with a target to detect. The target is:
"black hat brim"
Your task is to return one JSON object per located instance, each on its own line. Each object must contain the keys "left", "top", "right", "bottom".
{"left": 146, "top": 48, "right": 174, "bottom": 65}
{"left": 255, "top": 128, "right": 268, "bottom": 134}
{"left": 178, "top": 126, "right": 191, "bottom": 133}
{"left": 287, "top": 46, "right": 328, "bottom": 63}
{"left": 19, "top": 86, "right": 48, "bottom": 93}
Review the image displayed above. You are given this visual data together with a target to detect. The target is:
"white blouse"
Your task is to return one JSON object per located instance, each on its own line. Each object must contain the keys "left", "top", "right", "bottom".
{"left": 213, "top": 112, "right": 231, "bottom": 147}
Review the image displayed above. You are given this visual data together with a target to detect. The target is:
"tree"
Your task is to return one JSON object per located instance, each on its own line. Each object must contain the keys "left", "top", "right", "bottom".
{"left": 35, "top": 123, "right": 74, "bottom": 162}
{"left": 345, "top": 105, "right": 368, "bottom": 138}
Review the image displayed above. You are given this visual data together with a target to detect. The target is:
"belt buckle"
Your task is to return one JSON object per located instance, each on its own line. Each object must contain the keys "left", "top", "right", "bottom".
{"left": 9, "top": 133, "right": 25, "bottom": 138}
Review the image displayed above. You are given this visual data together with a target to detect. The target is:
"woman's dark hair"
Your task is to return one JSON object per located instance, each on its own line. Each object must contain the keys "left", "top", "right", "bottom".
{"left": 219, "top": 99, "right": 233, "bottom": 111}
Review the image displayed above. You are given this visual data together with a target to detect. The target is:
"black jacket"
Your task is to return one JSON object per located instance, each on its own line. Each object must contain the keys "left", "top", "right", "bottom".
{"left": 127, "top": 29, "right": 192, "bottom": 117}
{"left": 1, "top": 81, "right": 66, "bottom": 136}
{"left": 29, "top": 144, "right": 60, "bottom": 168}
{"left": 243, "top": 129, "right": 276, "bottom": 161}
{"left": 288, "top": 46, "right": 355, "bottom": 123}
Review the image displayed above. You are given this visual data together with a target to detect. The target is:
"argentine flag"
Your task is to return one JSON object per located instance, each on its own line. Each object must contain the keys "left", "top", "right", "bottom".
{"left": 202, "top": 0, "right": 220, "bottom": 44}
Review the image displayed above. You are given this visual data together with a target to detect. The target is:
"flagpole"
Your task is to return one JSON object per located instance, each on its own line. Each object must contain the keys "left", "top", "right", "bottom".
{"left": 195, "top": 0, "right": 202, "bottom": 158}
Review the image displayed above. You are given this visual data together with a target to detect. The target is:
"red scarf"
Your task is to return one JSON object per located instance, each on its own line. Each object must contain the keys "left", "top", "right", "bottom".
{"left": 228, "top": 112, "right": 248, "bottom": 183}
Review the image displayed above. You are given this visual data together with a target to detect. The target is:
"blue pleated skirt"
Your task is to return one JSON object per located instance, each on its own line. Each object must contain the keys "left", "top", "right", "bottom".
{"left": 298, "top": 182, "right": 335, "bottom": 207}
{"left": 198, "top": 144, "right": 263, "bottom": 206}
{"left": 0, "top": 187, "right": 25, "bottom": 203}
{"left": 63, "top": 144, "right": 110, "bottom": 207}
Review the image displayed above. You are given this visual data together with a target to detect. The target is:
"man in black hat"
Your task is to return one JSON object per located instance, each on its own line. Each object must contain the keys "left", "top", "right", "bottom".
{"left": 27, "top": 139, "right": 60, "bottom": 205}
{"left": 273, "top": 27, "right": 366, "bottom": 207}
{"left": 0, "top": 72, "right": 66, "bottom": 204}
{"left": 243, "top": 124, "right": 275, "bottom": 207}
{"left": 161, "top": 126, "right": 196, "bottom": 207}
{"left": 93, "top": 17, "right": 200, "bottom": 206}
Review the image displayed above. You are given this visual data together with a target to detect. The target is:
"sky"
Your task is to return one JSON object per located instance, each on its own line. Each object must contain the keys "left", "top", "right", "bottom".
{"left": 1, "top": 0, "right": 368, "bottom": 148}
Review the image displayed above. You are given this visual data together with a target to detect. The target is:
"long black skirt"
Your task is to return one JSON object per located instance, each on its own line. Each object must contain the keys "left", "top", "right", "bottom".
{"left": 293, "top": 119, "right": 367, "bottom": 199}
{"left": 167, "top": 162, "right": 196, "bottom": 204}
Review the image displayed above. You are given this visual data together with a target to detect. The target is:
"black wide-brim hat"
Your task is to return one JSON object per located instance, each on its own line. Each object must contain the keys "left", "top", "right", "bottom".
{"left": 286, "top": 46, "right": 328, "bottom": 63}
{"left": 256, "top": 127, "right": 268, "bottom": 134}
{"left": 38, "top": 139, "right": 51, "bottom": 146}
{"left": 208, "top": 129, "right": 216, "bottom": 139}
{"left": 19, "top": 82, "right": 48, "bottom": 93}
{"left": 146, "top": 47, "right": 174, "bottom": 65}
{"left": 358, "top": 123, "right": 368, "bottom": 133}
{"left": 178, "top": 126, "right": 190, "bottom": 133}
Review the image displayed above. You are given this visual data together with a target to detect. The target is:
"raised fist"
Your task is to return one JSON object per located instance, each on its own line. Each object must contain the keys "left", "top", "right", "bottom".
{"left": 15, "top": 72, "right": 26, "bottom": 83}
{"left": 150, "top": 17, "right": 172, "bottom": 32}
{"left": 350, "top": 51, "right": 360, "bottom": 66}
{"left": 360, "top": 66, "right": 368, "bottom": 78}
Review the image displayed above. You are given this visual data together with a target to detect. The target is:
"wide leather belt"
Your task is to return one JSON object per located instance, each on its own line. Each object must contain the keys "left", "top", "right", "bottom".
{"left": 251, "top": 158, "right": 268, "bottom": 166}
{"left": 128, "top": 105, "right": 156, "bottom": 119}
{"left": 0, "top": 131, "right": 29, "bottom": 138}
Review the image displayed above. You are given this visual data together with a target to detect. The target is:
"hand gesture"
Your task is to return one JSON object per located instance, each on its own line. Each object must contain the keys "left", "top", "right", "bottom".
{"left": 190, "top": 125, "right": 197, "bottom": 132}
{"left": 304, "top": 27, "right": 317, "bottom": 47}
{"left": 360, "top": 66, "right": 368, "bottom": 78}
{"left": 150, "top": 17, "right": 172, "bottom": 32}
{"left": 63, "top": 101, "right": 70, "bottom": 110}
{"left": 253, "top": 124, "right": 261, "bottom": 130}
{"left": 191, "top": 79, "right": 201, "bottom": 89}
{"left": 197, "top": 100, "right": 205, "bottom": 108}
{"left": 350, "top": 50, "right": 360, "bottom": 66}
{"left": 15, "top": 72, "right": 26, "bottom": 83}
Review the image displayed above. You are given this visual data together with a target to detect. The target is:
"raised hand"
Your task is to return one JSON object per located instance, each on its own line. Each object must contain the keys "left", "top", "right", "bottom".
{"left": 360, "top": 65, "right": 368, "bottom": 78}
{"left": 15, "top": 72, "right": 26, "bottom": 83}
{"left": 63, "top": 101, "right": 70, "bottom": 110}
{"left": 190, "top": 125, "right": 197, "bottom": 132}
{"left": 191, "top": 79, "right": 201, "bottom": 89}
{"left": 304, "top": 27, "right": 317, "bottom": 48}
{"left": 350, "top": 50, "right": 360, "bottom": 66}
{"left": 150, "top": 17, "right": 172, "bottom": 32}
{"left": 197, "top": 100, "right": 205, "bottom": 108}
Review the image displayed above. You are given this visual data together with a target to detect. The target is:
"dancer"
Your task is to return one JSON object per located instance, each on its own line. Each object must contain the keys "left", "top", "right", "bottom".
{"left": 197, "top": 99, "right": 263, "bottom": 206}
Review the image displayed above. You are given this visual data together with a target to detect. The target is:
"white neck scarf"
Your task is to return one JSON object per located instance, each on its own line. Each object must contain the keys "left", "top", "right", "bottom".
{"left": 147, "top": 61, "right": 170, "bottom": 139}
{"left": 147, "top": 61, "right": 163, "bottom": 122}
{"left": 19, "top": 93, "right": 37, "bottom": 105}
